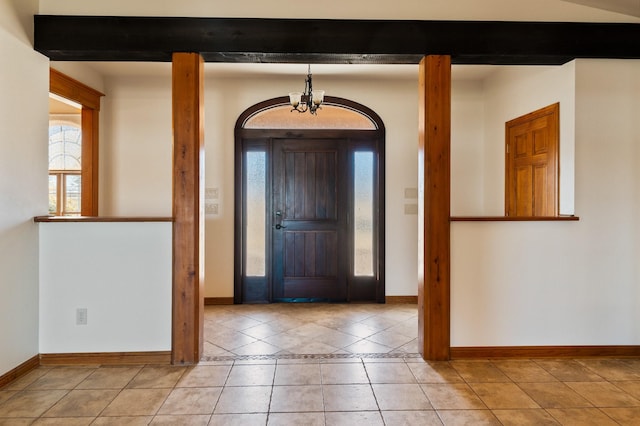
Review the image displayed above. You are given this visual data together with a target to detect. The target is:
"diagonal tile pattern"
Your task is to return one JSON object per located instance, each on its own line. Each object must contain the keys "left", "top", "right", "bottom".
{"left": 1, "top": 303, "right": 640, "bottom": 424}
{"left": 203, "top": 303, "right": 419, "bottom": 359}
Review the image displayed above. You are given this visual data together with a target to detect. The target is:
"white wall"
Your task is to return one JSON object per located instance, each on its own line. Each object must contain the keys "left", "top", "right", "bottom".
{"left": 101, "top": 75, "right": 172, "bottom": 216}
{"left": 451, "top": 79, "right": 485, "bottom": 215}
{"left": 0, "top": 0, "right": 48, "bottom": 376}
{"left": 49, "top": 61, "right": 106, "bottom": 95}
{"left": 1, "top": 0, "right": 37, "bottom": 45}
{"left": 574, "top": 59, "right": 640, "bottom": 341}
{"left": 39, "top": 222, "right": 172, "bottom": 353}
{"left": 451, "top": 59, "right": 640, "bottom": 346}
{"left": 482, "top": 63, "right": 576, "bottom": 215}
{"left": 100, "top": 69, "right": 420, "bottom": 298}
{"left": 451, "top": 63, "right": 576, "bottom": 216}
{"left": 50, "top": 57, "right": 640, "bottom": 350}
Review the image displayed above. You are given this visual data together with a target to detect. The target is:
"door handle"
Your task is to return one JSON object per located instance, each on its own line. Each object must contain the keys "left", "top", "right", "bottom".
{"left": 274, "top": 210, "right": 286, "bottom": 229}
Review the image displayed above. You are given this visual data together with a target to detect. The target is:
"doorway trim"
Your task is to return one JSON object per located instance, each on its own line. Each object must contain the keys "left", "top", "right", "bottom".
{"left": 234, "top": 96, "right": 386, "bottom": 304}
{"left": 49, "top": 68, "right": 104, "bottom": 216}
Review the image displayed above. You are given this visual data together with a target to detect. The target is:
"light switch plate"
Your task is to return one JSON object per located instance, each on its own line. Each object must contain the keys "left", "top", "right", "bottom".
{"left": 404, "top": 204, "right": 418, "bottom": 215}
{"left": 205, "top": 203, "right": 219, "bottom": 215}
{"left": 404, "top": 187, "right": 418, "bottom": 199}
{"left": 205, "top": 187, "right": 219, "bottom": 199}
{"left": 76, "top": 308, "right": 87, "bottom": 325}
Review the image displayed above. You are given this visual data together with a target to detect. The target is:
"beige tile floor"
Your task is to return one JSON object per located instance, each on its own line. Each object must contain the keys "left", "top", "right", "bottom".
{"left": 1, "top": 304, "right": 640, "bottom": 425}
{"left": 202, "top": 303, "right": 419, "bottom": 359}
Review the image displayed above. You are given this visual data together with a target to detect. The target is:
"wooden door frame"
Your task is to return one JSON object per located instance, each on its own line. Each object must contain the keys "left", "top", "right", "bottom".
{"left": 233, "top": 96, "right": 386, "bottom": 304}
{"left": 49, "top": 68, "right": 104, "bottom": 216}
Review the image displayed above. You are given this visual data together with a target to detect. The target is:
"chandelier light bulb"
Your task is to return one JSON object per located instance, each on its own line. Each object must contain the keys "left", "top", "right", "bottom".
{"left": 289, "top": 65, "right": 324, "bottom": 115}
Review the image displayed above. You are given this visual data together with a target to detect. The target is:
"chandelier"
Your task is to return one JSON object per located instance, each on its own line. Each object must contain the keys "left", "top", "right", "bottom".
{"left": 289, "top": 65, "right": 325, "bottom": 115}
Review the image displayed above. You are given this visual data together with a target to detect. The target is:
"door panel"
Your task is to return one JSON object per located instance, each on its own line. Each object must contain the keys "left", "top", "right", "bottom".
{"left": 273, "top": 139, "right": 348, "bottom": 301}
{"left": 284, "top": 151, "right": 337, "bottom": 220}
{"left": 533, "top": 164, "right": 548, "bottom": 216}
{"left": 506, "top": 103, "right": 559, "bottom": 216}
{"left": 283, "top": 231, "right": 338, "bottom": 277}
{"left": 515, "top": 165, "right": 533, "bottom": 216}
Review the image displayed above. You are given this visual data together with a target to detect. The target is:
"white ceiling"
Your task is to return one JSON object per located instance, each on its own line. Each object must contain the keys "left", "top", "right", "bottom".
{"left": 40, "top": 0, "right": 640, "bottom": 22}
{"left": 79, "top": 62, "right": 506, "bottom": 82}
{"left": 561, "top": 0, "right": 640, "bottom": 17}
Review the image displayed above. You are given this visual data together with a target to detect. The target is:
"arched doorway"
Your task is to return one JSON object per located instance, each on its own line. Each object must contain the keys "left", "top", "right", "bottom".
{"left": 234, "top": 96, "right": 386, "bottom": 303}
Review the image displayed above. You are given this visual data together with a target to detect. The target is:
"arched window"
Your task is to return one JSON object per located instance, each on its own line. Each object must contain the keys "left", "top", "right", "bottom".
{"left": 48, "top": 116, "right": 82, "bottom": 215}
{"left": 243, "top": 103, "right": 378, "bottom": 130}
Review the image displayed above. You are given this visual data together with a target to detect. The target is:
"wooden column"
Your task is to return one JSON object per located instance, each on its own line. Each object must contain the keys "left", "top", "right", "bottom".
{"left": 417, "top": 55, "right": 451, "bottom": 361}
{"left": 172, "top": 52, "right": 205, "bottom": 364}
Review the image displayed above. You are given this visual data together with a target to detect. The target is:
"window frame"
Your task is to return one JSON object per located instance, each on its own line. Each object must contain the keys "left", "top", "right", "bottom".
{"left": 49, "top": 68, "right": 104, "bottom": 216}
{"left": 48, "top": 170, "right": 82, "bottom": 216}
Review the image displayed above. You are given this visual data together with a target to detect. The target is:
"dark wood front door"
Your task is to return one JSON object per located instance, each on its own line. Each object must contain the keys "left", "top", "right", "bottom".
{"left": 272, "top": 139, "right": 348, "bottom": 301}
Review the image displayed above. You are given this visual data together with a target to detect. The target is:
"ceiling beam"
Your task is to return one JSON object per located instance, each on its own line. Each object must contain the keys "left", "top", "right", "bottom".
{"left": 34, "top": 16, "right": 640, "bottom": 65}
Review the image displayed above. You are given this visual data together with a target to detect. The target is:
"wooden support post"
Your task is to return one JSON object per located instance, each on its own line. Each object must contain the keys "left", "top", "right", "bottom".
{"left": 417, "top": 55, "right": 451, "bottom": 361}
{"left": 172, "top": 52, "right": 205, "bottom": 365}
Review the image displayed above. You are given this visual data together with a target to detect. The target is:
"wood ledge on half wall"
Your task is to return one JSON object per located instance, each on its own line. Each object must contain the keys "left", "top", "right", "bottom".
{"left": 450, "top": 215, "right": 579, "bottom": 221}
{"left": 34, "top": 216, "right": 174, "bottom": 223}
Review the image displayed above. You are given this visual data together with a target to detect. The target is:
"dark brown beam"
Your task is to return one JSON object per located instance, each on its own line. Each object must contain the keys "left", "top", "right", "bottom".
{"left": 418, "top": 55, "right": 451, "bottom": 361}
{"left": 172, "top": 52, "right": 205, "bottom": 365}
{"left": 34, "top": 16, "right": 640, "bottom": 65}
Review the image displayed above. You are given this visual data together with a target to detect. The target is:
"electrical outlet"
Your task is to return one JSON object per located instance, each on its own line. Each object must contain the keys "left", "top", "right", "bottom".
{"left": 76, "top": 308, "right": 88, "bottom": 325}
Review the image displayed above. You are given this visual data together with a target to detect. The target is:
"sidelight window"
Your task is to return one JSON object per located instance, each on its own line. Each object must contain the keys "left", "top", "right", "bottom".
{"left": 353, "top": 151, "right": 374, "bottom": 276}
{"left": 245, "top": 151, "right": 267, "bottom": 276}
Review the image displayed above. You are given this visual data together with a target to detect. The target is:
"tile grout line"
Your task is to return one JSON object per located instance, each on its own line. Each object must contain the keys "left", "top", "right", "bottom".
{"left": 90, "top": 364, "right": 139, "bottom": 421}
{"left": 208, "top": 361, "right": 234, "bottom": 421}
{"left": 264, "top": 359, "right": 277, "bottom": 426}
{"left": 361, "top": 357, "right": 386, "bottom": 423}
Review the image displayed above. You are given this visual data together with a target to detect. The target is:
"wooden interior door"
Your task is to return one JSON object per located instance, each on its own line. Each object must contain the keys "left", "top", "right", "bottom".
{"left": 505, "top": 103, "right": 559, "bottom": 216}
{"left": 272, "top": 139, "right": 348, "bottom": 301}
